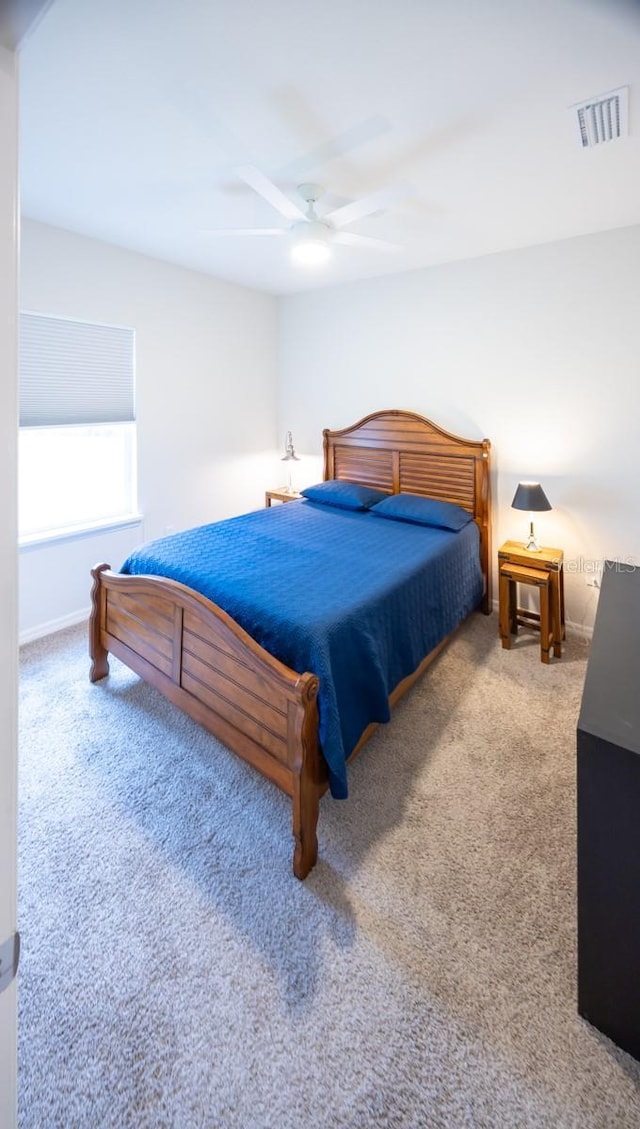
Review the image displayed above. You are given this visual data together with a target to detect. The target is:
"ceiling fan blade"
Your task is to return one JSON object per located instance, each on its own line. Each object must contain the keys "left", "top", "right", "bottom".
{"left": 275, "top": 114, "right": 391, "bottom": 181}
{"left": 324, "top": 182, "right": 411, "bottom": 229}
{"left": 235, "top": 165, "right": 306, "bottom": 221}
{"left": 333, "top": 232, "right": 401, "bottom": 252}
{"left": 199, "top": 228, "right": 286, "bottom": 236}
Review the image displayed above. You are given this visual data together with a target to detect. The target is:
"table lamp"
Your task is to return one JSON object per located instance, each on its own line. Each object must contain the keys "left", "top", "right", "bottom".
{"left": 511, "top": 482, "right": 551, "bottom": 552}
{"left": 281, "top": 430, "right": 300, "bottom": 494}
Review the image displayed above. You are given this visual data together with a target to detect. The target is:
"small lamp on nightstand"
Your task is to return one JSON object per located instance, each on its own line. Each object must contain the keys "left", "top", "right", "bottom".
{"left": 281, "top": 430, "right": 300, "bottom": 494}
{"left": 511, "top": 481, "right": 552, "bottom": 552}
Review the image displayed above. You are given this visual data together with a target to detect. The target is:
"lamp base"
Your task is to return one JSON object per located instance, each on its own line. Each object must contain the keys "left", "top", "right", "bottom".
{"left": 525, "top": 520, "right": 540, "bottom": 553}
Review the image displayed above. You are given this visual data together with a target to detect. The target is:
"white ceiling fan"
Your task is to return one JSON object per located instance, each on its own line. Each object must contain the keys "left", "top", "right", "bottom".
{"left": 201, "top": 165, "right": 410, "bottom": 264}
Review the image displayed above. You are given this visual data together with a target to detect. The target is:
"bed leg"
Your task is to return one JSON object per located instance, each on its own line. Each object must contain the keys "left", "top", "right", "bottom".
{"left": 292, "top": 772, "right": 320, "bottom": 881}
{"left": 481, "top": 573, "right": 493, "bottom": 615}
{"left": 89, "top": 564, "right": 110, "bottom": 682}
{"left": 290, "top": 676, "right": 321, "bottom": 880}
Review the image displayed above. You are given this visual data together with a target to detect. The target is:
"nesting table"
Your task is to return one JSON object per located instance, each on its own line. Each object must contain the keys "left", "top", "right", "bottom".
{"left": 498, "top": 540, "right": 565, "bottom": 663}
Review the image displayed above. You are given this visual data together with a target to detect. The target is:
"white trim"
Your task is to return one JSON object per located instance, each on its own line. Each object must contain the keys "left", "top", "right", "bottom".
{"left": 0, "top": 42, "right": 19, "bottom": 1129}
{"left": 20, "top": 602, "right": 594, "bottom": 651}
{"left": 19, "top": 513, "right": 143, "bottom": 550}
{"left": 565, "top": 619, "right": 593, "bottom": 644}
{"left": 19, "top": 607, "right": 89, "bottom": 646}
{"left": 21, "top": 306, "right": 135, "bottom": 333}
{"left": 490, "top": 597, "right": 592, "bottom": 643}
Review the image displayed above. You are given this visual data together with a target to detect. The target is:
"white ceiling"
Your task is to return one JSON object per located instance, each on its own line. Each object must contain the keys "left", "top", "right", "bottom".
{"left": 19, "top": 0, "right": 640, "bottom": 295}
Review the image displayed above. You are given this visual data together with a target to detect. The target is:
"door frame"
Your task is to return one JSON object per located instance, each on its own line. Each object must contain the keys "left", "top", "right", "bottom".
{"left": 0, "top": 39, "right": 19, "bottom": 1129}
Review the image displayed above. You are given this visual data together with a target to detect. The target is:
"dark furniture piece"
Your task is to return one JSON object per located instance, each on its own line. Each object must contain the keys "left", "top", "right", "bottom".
{"left": 577, "top": 562, "right": 640, "bottom": 1061}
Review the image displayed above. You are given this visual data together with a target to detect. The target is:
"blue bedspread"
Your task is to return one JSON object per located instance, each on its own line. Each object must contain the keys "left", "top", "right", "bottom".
{"left": 121, "top": 501, "right": 482, "bottom": 798}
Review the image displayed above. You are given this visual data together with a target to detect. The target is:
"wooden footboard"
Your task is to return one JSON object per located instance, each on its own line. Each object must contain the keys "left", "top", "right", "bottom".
{"left": 89, "top": 564, "right": 323, "bottom": 879}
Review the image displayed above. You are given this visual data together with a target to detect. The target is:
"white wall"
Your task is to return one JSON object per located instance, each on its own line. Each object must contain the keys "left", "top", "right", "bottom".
{"left": 279, "top": 225, "right": 640, "bottom": 635}
{"left": 19, "top": 523, "right": 144, "bottom": 643}
{"left": 19, "top": 219, "right": 279, "bottom": 638}
{"left": 21, "top": 220, "right": 640, "bottom": 639}
{"left": 0, "top": 41, "right": 18, "bottom": 1129}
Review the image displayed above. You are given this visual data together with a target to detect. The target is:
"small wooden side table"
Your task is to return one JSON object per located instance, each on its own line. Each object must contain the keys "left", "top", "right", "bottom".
{"left": 265, "top": 488, "right": 302, "bottom": 507}
{"left": 498, "top": 540, "right": 565, "bottom": 662}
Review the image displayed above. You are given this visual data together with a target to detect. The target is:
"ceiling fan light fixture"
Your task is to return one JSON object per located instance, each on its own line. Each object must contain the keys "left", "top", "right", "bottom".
{"left": 290, "top": 220, "right": 331, "bottom": 266}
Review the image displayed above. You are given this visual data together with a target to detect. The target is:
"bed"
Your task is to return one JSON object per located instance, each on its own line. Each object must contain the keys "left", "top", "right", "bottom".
{"left": 89, "top": 409, "right": 492, "bottom": 878}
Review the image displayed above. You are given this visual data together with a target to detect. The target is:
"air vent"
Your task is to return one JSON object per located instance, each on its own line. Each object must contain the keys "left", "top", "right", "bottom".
{"left": 571, "top": 87, "right": 629, "bottom": 148}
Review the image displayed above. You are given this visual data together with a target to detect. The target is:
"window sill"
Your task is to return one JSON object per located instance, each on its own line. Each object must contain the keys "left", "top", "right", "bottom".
{"left": 19, "top": 514, "right": 143, "bottom": 550}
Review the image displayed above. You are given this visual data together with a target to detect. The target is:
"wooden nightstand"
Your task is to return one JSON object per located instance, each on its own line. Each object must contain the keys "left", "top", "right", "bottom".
{"left": 265, "top": 488, "right": 302, "bottom": 507}
{"left": 498, "top": 540, "right": 565, "bottom": 663}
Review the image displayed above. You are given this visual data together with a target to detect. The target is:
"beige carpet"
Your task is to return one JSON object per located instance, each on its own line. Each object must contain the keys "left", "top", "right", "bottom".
{"left": 17, "top": 613, "right": 640, "bottom": 1128}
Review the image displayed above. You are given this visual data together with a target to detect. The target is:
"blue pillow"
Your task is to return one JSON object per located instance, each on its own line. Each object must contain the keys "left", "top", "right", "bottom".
{"left": 370, "top": 492, "right": 473, "bottom": 531}
{"left": 300, "top": 481, "right": 388, "bottom": 511}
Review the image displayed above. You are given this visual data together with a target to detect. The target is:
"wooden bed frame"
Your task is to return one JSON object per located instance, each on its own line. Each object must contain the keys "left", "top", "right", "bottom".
{"left": 89, "top": 409, "right": 491, "bottom": 879}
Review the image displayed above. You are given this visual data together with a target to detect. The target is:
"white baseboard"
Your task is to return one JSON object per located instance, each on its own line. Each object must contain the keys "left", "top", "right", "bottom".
{"left": 20, "top": 607, "right": 89, "bottom": 646}
{"left": 564, "top": 619, "right": 593, "bottom": 644}
{"left": 21, "top": 601, "right": 593, "bottom": 648}
{"left": 489, "top": 598, "right": 592, "bottom": 643}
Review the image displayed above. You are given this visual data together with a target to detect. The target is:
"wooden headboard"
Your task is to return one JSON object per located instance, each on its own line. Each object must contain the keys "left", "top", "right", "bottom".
{"left": 323, "top": 408, "right": 492, "bottom": 613}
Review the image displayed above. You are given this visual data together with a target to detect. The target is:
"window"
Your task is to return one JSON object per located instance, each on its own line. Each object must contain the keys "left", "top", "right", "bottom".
{"left": 19, "top": 312, "right": 138, "bottom": 541}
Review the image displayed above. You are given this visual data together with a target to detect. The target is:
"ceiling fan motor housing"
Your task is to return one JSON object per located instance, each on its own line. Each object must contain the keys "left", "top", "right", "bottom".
{"left": 291, "top": 219, "right": 331, "bottom": 245}
{"left": 297, "top": 182, "right": 323, "bottom": 205}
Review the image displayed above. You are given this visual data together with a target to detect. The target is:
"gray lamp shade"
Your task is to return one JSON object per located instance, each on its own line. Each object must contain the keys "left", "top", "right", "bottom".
{"left": 511, "top": 482, "right": 551, "bottom": 512}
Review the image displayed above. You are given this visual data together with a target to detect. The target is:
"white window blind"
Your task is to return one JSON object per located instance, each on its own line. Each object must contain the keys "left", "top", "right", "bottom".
{"left": 20, "top": 312, "right": 135, "bottom": 427}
